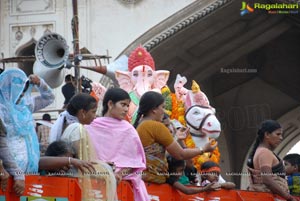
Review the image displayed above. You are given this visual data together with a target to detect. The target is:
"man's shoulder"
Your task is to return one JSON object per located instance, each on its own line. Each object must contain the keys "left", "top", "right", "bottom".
{"left": 63, "top": 82, "right": 75, "bottom": 88}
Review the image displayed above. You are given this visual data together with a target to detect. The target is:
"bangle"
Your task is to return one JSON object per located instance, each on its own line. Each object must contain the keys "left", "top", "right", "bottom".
{"left": 68, "top": 157, "right": 72, "bottom": 166}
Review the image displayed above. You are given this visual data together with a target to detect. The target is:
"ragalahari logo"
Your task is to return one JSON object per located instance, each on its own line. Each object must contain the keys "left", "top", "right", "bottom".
{"left": 240, "top": 2, "right": 254, "bottom": 16}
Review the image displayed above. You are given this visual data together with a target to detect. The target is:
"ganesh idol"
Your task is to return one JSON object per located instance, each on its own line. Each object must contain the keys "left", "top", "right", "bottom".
{"left": 114, "top": 45, "right": 169, "bottom": 123}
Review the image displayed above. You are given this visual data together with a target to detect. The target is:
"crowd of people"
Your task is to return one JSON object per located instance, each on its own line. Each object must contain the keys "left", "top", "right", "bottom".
{"left": 0, "top": 68, "right": 299, "bottom": 201}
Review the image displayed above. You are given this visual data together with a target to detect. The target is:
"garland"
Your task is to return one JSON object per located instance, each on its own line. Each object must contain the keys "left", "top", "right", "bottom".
{"left": 161, "top": 86, "right": 173, "bottom": 116}
{"left": 161, "top": 86, "right": 185, "bottom": 125}
{"left": 185, "top": 134, "right": 220, "bottom": 171}
{"left": 161, "top": 86, "right": 221, "bottom": 171}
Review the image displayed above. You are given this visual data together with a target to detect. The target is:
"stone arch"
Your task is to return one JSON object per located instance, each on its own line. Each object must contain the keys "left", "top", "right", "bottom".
{"left": 240, "top": 106, "right": 300, "bottom": 189}
{"left": 15, "top": 38, "right": 37, "bottom": 75}
{"left": 113, "top": 0, "right": 300, "bottom": 189}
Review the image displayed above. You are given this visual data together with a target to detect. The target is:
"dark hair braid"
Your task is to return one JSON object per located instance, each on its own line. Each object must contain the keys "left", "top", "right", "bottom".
{"left": 133, "top": 91, "right": 164, "bottom": 128}
{"left": 133, "top": 112, "right": 143, "bottom": 128}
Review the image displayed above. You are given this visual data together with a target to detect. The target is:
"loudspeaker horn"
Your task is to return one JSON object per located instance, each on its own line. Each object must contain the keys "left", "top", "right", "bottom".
{"left": 33, "top": 33, "right": 69, "bottom": 88}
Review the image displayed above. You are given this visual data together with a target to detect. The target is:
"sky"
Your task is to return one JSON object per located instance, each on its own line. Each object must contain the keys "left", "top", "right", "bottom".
{"left": 287, "top": 141, "right": 300, "bottom": 154}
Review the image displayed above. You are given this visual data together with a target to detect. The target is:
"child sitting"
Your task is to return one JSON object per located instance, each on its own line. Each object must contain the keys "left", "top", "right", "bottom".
{"left": 166, "top": 156, "right": 219, "bottom": 194}
{"left": 184, "top": 159, "right": 198, "bottom": 185}
{"left": 43, "top": 140, "right": 77, "bottom": 175}
{"left": 162, "top": 116, "right": 195, "bottom": 185}
{"left": 200, "top": 161, "right": 235, "bottom": 190}
{"left": 283, "top": 153, "right": 300, "bottom": 196}
{"left": 167, "top": 119, "right": 198, "bottom": 185}
{"left": 45, "top": 140, "right": 76, "bottom": 158}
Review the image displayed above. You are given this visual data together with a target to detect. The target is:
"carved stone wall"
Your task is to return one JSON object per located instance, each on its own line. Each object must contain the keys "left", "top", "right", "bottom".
{"left": 10, "top": 0, "right": 55, "bottom": 15}
{"left": 11, "top": 23, "right": 54, "bottom": 55}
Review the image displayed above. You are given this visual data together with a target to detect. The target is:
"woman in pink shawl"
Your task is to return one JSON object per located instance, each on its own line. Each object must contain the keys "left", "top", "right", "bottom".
{"left": 86, "top": 87, "right": 149, "bottom": 201}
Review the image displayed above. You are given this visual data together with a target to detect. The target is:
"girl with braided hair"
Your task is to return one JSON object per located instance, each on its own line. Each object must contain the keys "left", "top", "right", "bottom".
{"left": 247, "top": 120, "right": 296, "bottom": 201}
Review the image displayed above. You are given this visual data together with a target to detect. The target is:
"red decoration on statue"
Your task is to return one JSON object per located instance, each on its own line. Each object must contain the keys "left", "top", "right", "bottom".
{"left": 128, "top": 45, "right": 155, "bottom": 72}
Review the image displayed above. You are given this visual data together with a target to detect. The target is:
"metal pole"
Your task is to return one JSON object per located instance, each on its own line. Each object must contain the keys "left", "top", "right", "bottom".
{"left": 72, "top": 0, "right": 81, "bottom": 93}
